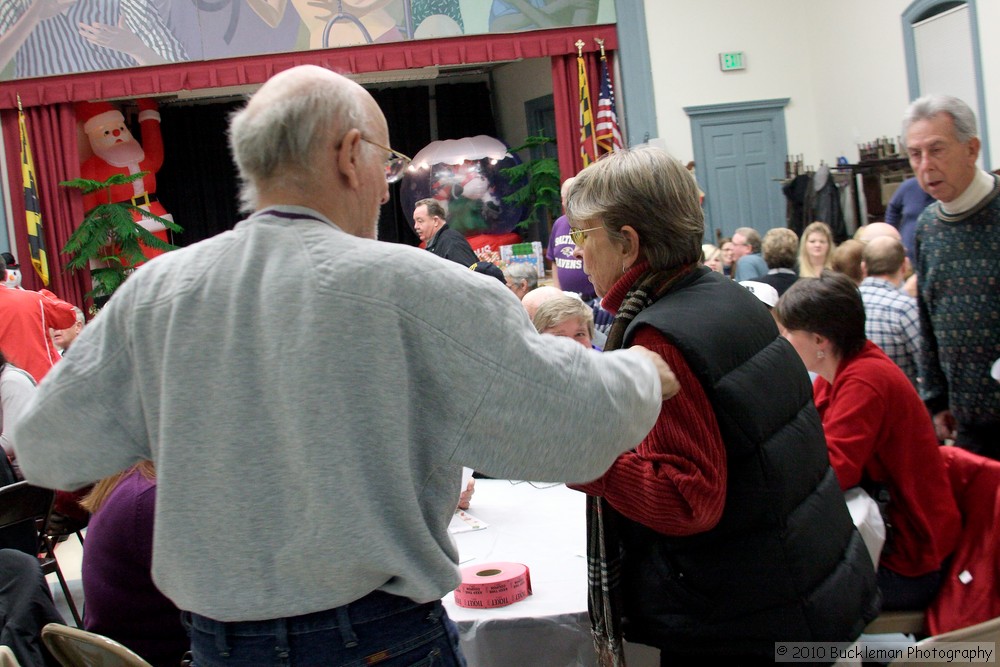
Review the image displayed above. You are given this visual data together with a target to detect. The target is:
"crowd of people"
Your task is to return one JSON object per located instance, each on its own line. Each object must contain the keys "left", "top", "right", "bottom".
{"left": 0, "top": 64, "right": 995, "bottom": 667}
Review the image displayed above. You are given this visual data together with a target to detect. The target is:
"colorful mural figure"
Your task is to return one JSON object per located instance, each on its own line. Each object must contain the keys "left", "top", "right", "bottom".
{"left": 0, "top": 0, "right": 613, "bottom": 81}
{"left": 0, "top": 0, "right": 187, "bottom": 80}
{"left": 411, "top": 0, "right": 462, "bottom": 38}
{"left": 177, "top": 0, "right": 299, "bottom": 59}
{"left": 489, "top": 0, "right": 599, "bottom": 32}
{"left": 290, "top": 0, "right": 404, "bottom": 48}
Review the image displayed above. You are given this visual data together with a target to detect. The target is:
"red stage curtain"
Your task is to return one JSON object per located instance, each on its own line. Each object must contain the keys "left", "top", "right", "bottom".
{"left": 1, "top": 104, "right": 90, "bottom": 311}
{"left": 551, "top": 49, "right": 609, "bottom": 182}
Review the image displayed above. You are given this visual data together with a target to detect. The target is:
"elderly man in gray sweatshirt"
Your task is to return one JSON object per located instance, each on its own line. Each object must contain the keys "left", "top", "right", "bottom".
{"left": 13, "top": 65, "right": 676, "bottom": 666}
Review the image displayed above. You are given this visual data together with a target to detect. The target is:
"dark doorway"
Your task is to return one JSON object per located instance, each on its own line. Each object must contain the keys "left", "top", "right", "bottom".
{"left": 154, "top": 80, "right": 498, "bottom": 249}
{"left": 157, "top": 101, "right": 244, "bottom": 247}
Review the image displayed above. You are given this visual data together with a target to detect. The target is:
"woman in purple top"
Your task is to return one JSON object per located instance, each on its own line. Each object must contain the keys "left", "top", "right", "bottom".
{"left": 548, "top": 178, "right": 597, "bottom": 300}
{"left": 80, "top": 463, "right": 188, "bottom": 667}
{"left": 548, "top": 213, "right": 597, "bottom": 299}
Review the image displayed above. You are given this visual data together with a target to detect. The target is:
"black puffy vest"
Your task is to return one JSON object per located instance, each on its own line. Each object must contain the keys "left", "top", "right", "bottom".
{"left": 616, "top": 268, "right": 879, "bottom": 655}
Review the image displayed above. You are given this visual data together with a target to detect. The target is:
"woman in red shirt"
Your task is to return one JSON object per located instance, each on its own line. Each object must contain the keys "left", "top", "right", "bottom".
{"left": 776, "top": 270, "right": 961, "bottom": 610}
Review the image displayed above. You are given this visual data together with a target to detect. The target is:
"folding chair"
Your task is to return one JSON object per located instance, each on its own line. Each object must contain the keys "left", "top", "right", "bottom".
{"left": 41, "top": 624, "right": 152, "bottom": 667}
{"left": 888, "top": 615, "right": 1000, "bottom": 667}
{"left": 0, "top": 482, "right": 83, "bottom": 627}
{"left": 863, "top": 609, "right": 926, "bottom": 637}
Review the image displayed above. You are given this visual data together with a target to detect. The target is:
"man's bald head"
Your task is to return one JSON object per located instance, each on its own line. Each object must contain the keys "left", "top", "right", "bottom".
{"left": 521, "top": 285, "right": 565, "bottom": 320}
{"left": 856, "top": 222, "right": 902, "bottom": 243}
{"left": 862, "top": 236, "right": 907, "bottom": 278}
{"left": 229, "top": 65, "right": 378, "bottom": 212}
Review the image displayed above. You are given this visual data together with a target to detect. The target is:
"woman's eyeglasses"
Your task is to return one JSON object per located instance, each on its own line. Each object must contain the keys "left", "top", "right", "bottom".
{"left": 361, "top": 137, "right": 412, "bottom": 183}
{"left": 569, "top": 225, "right": 606, "bottom": 246}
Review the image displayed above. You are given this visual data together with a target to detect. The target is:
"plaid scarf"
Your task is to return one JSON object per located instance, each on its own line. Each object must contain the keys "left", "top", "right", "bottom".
{"left": 587, "top": 263, "right": 697, "bottom": 666}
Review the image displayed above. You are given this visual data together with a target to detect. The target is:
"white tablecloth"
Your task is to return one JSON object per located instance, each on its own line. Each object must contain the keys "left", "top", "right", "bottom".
{"left": 443, "top": 479, "right": 883, "bottom": 667}
{"left": 442, "top": 480, "right": 602, "bottom": 667}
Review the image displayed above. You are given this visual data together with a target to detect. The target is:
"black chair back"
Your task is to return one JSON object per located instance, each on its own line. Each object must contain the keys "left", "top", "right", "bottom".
{"left": 0, "top": 481, "right": 53, "bottom": 555}
{"left": 0, "top": 482, "right": 82, "bottom": 626}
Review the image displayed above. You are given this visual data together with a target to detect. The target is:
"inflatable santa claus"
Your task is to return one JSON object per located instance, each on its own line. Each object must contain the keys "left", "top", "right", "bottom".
{"left": 75, "top": 98, "right": 173, "bottom": 260}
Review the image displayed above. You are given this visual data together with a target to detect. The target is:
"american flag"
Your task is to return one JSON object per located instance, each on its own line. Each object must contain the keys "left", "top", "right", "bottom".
{"left": 595, "top": 54, "right": 623, "bottom": 154}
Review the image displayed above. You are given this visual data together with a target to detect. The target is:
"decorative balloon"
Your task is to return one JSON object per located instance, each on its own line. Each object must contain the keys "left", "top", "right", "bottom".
{"left": 400, "top": 136, "right": 526, "bottom": 236}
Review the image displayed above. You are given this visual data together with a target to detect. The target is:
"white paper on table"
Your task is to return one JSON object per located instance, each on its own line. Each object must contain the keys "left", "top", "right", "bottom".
{"left": 449, "top": 509, "right": 489, "bottom": 534}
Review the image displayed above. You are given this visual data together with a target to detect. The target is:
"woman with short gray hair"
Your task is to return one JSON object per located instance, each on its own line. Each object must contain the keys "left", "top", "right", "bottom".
{"left": 566, "top": 147, "right": 702, "bottom": 273}
{"left": 565, "top": 146, "right": 878, "bottom": 664}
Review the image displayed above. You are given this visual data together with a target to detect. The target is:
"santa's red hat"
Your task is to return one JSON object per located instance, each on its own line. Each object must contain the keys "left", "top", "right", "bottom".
{"left": 75, "top": 100, "right": 124, "bottom": 135}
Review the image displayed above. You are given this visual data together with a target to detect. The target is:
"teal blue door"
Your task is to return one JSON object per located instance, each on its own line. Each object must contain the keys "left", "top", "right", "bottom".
{"left": 686, "top": 99, "right": 789, "bottom": 244}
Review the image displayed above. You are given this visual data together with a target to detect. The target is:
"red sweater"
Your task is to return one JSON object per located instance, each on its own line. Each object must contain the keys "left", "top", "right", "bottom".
{"left": 813, "top": 341, "right": 960, "bottom": 577}
{"left": 571, "top": 265, "right": 727, "bottom": 536}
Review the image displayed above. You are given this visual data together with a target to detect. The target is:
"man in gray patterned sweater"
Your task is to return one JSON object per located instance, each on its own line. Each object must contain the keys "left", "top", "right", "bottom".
{"left": 904, "top": 94, "right": 1000, "bottom": 459}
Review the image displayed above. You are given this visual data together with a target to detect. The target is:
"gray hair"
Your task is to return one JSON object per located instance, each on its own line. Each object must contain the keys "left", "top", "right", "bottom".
{"left": 506, "top": 262, "right": 538, "bottom": 290}
{"left": 560, "top": 176, "right": 576, "bottom": 200}
{"left": 532, "top": 294, "right": 594, "bottom": 339}
{"left": 229, "top": 78, "right": 368, "bottom": 213}
{"left": 565, "top": 146, "right": 703, "bottom": 271}
{"left": 901, "top": 94, "right": 978, "bottom": 147}
{"left": 762, "top": 227, "right": 798, "bottom": 269}
{"left": 414, "top": 198, "right": 447, "bottom": 220}
{"left": 862, "top": 236, "right": 906, "bottom": 276}
{"left": 734, "top": 227, "right": 762, "bottom": 254}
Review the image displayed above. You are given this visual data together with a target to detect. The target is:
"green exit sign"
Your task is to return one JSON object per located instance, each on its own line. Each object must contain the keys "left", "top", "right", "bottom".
{"left": 719, "top": 51, "right": 746, "bottom": 71}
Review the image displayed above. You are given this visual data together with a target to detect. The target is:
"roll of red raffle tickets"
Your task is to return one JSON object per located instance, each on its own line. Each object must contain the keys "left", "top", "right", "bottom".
{"left": 454, "top": 562, "right": 532, "bottom": 609}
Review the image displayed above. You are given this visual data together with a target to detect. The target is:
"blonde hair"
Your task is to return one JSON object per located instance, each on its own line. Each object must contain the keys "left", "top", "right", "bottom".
{"left": 701, "top": 244, "right": 723, "bottom": 271}
{"left": 798, "top": 221, "right": 835, "bottom": 278}
{"left": 80, "top": 461, "right": 156, "bottom": 514}
{"left": 532, "top": 295, "right": 595, "bottom": 339}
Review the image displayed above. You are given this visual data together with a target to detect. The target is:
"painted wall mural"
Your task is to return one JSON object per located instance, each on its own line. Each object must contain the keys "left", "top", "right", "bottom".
{"left": 0, "top": 0, "right": 610, "bottom": 81}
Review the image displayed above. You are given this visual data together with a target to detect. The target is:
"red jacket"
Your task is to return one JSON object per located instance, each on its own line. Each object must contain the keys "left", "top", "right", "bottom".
{"left": 927, "top": 446, "right": 1000, "bottom": 634}
{"left": 813, "top": 341, "right": 960, "bottom": 577}
{"left": 0, "top": 287, "right": 76, "bottom": 382}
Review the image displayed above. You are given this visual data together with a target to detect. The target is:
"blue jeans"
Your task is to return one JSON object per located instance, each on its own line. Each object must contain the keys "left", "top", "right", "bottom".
{"left": 182, "top": 592, "right": 466, "bottom": 667}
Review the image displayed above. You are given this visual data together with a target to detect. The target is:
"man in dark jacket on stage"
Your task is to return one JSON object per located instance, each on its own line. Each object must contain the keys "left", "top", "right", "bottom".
{"left": 413, "top": 198, "right": 478, "bottom": 267}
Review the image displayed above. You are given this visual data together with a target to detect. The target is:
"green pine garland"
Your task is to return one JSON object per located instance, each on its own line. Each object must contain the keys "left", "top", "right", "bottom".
{"left": 501, "top": 135, "right": 562, "bottom": 230}
{"left": 60, "top": 172, "right": 182, "bottom": 302}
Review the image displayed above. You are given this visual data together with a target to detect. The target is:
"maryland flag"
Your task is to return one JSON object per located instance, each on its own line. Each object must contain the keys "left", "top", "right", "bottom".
{"left": 17, "top": 100, "right": 49, "bottom": 286}
{"left": 578, "top": 55, "right": 597, "bottom": 168}
{"left": 595, "top": 53, "right": 624, "bottom": 154}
